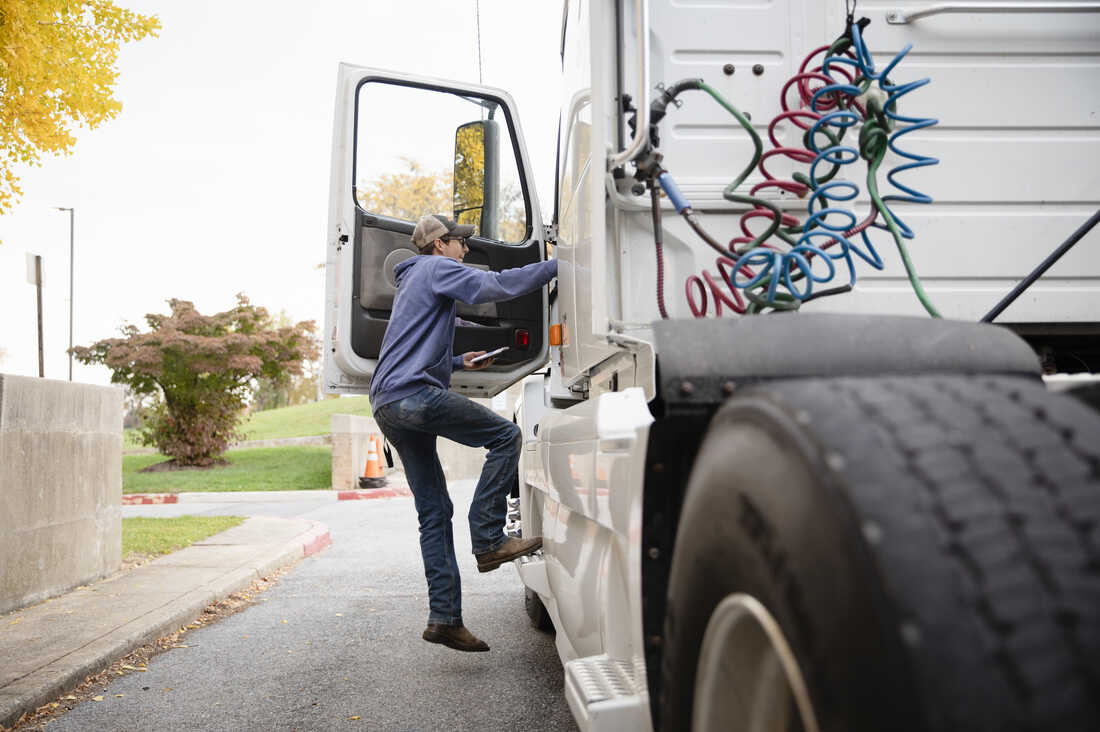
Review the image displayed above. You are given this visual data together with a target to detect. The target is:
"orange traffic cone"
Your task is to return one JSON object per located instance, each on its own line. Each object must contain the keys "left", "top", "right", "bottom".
{"left": 358, "top": 434, "right": 387, "bottom": 489}
{"left": 375, "top": 434, "right": 388, "bottom": 470}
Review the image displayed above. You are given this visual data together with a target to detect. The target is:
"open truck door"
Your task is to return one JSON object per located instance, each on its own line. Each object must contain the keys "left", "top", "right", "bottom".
{"left": 324, "top": 65, "right": 550, "bottom": 397}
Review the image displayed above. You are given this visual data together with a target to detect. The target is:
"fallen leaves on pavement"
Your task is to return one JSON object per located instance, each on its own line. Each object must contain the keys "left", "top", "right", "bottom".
{"left": 6, "top": 565, "right": 293, "bottom": 731}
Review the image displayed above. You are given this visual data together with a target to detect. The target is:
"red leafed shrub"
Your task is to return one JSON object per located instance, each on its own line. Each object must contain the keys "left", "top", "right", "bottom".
{"left": 72, "top": 295, "right": 319, "bottom": 466}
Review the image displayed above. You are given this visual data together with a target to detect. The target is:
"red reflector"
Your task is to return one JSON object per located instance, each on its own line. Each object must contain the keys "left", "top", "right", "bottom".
{"left": 515, "top": 329, "right": 530, "bottom": 349}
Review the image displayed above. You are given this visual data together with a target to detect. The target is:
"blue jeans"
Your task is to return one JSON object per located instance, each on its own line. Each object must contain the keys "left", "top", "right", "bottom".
{"left": 374, "top": 385, "right": 521, "bottom": 627}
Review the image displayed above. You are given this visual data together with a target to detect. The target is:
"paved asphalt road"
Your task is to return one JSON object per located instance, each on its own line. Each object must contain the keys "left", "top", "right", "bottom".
{"left": 48, "top": 481, "right": 577, "bottom": 731}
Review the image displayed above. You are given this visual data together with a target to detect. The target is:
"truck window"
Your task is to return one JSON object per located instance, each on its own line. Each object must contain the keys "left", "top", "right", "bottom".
{"left": 354, "top": 80, "right": 530, "bottom": 244}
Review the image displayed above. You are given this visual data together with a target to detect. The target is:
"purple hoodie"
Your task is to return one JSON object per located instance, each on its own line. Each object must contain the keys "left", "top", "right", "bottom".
{"left": 368, "top": 255, "right": 557, "bottom": 411}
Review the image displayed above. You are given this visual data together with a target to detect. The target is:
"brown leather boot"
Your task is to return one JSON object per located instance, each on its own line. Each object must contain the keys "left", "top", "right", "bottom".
{"left": 422, "top": 623, "right": 490, "bottom": 652}
{"left": 475, "top": 536, "right": 543, "bottom": 573}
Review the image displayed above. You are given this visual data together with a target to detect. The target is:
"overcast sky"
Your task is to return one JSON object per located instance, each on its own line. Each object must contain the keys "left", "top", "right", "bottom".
{"left": 0, "top": 0, "right": 563, "bottom": 385}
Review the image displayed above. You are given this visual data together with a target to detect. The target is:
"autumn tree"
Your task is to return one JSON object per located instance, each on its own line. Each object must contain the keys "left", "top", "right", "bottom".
{"left": 356, "top": 157, "right": 452, "bottom": 222}
{"left": 356, "top": 153, "right": 526, "bottom": 243}
{"left": 496, "top": 186, "right": 526, "bottom": 242}
{"left": 452, "top": 121, "right": 526, "bottom": 242}
{"left": 72, "top": 295, "right": 318, "bottom": 466}
{"left": 0, "top": 0, "right": 159, "bottom": 216}
{"left": 452, "top": 123, "right": 486, "bottom": 230}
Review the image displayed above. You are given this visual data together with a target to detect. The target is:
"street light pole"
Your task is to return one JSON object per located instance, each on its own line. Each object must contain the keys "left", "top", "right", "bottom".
{"left": 55, "top": 207, "right": 75, "bottom": 381}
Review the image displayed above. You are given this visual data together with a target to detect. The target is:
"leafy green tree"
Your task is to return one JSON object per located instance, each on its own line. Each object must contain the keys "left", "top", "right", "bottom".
{"left": 249, "top": 310, "right": 320, "bottom": 411}
{"left": 0, "top": 0, "right": 160, "bottom": 217}
{"left": 72, "top": 295, "right": 318, "bottom": 466}
{"left": 250, "top": 359, "right": 320, "bottom": 412}
{"left": 120, "top": 384, "right": 150, "bottom": 430}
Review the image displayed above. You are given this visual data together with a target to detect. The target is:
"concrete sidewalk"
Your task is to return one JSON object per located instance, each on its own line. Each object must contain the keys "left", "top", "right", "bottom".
{"left": 0, "top": 516, "right": 331, "bottom": 729}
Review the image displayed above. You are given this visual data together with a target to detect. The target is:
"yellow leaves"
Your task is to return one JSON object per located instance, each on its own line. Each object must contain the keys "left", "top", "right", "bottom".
{"left": 0, "top": 0, "right": 160, "bottom": 219}
{"left": 91, "top": 695, "right": 104, "bottom": 702}
{"left": 348, "top": 716, "right": 361, "bottom": 721}
{"left": 356, "top": 157, "right": 453, "bottom": 223}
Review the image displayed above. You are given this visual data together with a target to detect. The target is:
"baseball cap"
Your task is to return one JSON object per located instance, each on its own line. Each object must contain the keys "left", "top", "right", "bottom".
{"left": 411, "top": 214, "right": 476, "bottom": 249}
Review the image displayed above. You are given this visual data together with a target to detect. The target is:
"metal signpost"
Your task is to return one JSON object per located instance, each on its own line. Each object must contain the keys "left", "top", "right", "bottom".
{"left": 55, "top": 207, "right": 75, "bottom": 381}
{"left": 25, "top": 253, "right": 44, "bottom": 377}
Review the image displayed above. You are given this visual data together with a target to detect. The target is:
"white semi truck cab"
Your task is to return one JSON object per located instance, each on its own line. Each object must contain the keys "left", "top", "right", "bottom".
{"left": 326, "top": 2, "right": 1100, "bottom": 730}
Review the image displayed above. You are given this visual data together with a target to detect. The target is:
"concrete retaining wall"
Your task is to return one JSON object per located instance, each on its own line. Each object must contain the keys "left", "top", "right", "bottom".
{"left": 330, "top": 414, "right": 384, "bottom": 491}
{"left": 329, "top": 413, "right": 480, "bottom": 489}
{"left": 0, "top": 375, "right": 123, "bottom": 615}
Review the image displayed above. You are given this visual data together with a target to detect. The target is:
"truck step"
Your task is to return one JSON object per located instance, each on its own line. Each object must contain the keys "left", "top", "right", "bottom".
{"left": 564, "top": 655, "right": 650, "bottom": 732}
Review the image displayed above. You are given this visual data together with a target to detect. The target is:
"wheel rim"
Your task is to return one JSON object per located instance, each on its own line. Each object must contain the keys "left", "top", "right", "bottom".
{"left": 692, "top": 593, "right": 820, "bottom": 732}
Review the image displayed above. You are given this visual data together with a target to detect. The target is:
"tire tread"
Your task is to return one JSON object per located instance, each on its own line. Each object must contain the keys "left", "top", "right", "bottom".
{"left": 812, "top": 375, "right": 1100, "bottom": 730}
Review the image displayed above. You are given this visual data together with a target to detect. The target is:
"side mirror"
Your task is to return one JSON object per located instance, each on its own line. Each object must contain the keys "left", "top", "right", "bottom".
{"left": 453, "top": 119, "right": 500, "bottom": 240}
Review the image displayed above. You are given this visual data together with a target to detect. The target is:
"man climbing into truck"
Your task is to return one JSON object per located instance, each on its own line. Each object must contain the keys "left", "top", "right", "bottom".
{"left": 369, "top": 214, "right": 557, "bottom": 653}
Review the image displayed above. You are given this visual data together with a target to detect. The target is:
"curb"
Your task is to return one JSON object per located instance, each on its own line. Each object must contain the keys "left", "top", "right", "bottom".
{"left": 122, "top": 485, "right": 412, "bottom": 505}
{"left": 338, "top": 484, "right": 413, "bottom": 500}
{"left": 122, "top": 494, "right": 179, "bottom": 505}
{"left": 0, "top": 519, "right": 331, "bottom": 730}
{"left": 297, "top": 519, "right": 330, "bottom": 559}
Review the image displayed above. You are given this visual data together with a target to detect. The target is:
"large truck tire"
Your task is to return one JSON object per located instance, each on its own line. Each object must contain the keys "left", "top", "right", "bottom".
{"left": 660, "top": 374, "right": 1100, "bottom": 732}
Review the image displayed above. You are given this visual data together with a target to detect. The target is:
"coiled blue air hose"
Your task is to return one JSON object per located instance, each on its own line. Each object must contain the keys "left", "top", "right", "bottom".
{"left": 725, "top": 22, "right": 940, "bottom": 315}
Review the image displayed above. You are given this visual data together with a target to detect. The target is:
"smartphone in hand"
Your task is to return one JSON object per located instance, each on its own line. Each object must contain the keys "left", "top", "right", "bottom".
{"left": 470, "top": 346, "right": 509, "bottom": 364}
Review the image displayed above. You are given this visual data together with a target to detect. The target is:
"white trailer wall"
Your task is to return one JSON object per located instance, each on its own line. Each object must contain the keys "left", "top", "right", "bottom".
{"left": 612, "top": 0, "right": 1099, "bottom": 324}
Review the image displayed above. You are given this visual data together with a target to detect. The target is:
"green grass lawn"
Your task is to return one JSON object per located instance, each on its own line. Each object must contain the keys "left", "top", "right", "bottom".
{"left": 240, "top": 396, "right": 372, "bottom": 441}
{"left": 123, "top": 396, "right": 372, "bottom": 448}
{"left": 122, "top": 516, "right": 245, "bottom": 559}
{"left": 122, "top": 446, "right": 331, "bottom": 494}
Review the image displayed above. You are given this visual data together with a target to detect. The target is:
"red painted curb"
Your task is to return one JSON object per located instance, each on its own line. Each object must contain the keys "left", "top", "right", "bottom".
{"left": 122, "top": 494, "right": 179, "bottom": 505}
{"left": 302, "top": 529, "right": 332, "bottom": 557}
{"left": 337, "top": 486, "right": 412, "bottom": 500}
{"left": 121, "top": 488, "right": 412, "bottom": 505}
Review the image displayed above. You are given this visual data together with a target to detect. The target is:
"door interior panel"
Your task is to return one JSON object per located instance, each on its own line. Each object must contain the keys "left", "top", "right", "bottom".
{"left": 351, "top": 210, "right": 545, "bottom": 365}
{"left": 359, "top": 227, "right": 498, "bottom": 319}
